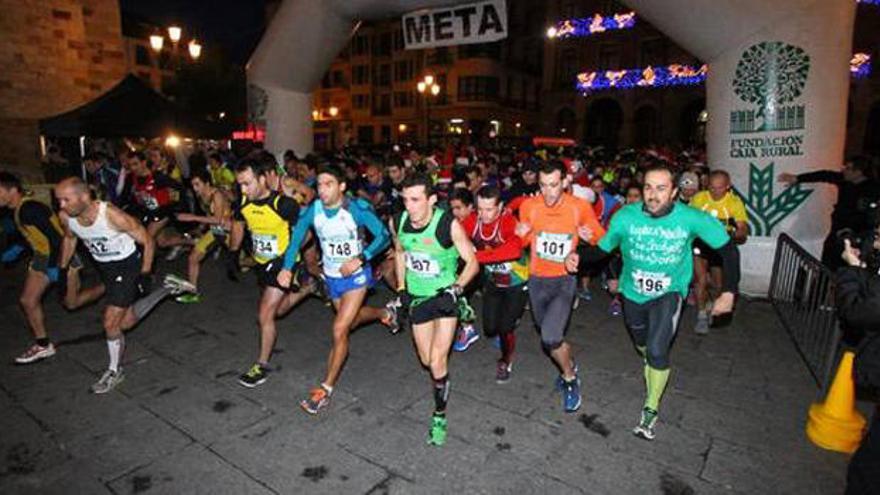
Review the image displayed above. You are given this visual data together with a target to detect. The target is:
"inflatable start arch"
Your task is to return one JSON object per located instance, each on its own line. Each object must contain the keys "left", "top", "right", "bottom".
{"left": 248, "top": 0, "right": 857, "bottom": 295}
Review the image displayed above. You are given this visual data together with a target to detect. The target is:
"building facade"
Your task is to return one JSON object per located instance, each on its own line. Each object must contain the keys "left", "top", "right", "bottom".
{"left": 121, "top": 13, "right": 176, "bottom": 94}
{"left": 0, "top": 0, "right": 127, "bottom": 177}
{"left": 308, "top": 0, "right": 545, "bottom": 150}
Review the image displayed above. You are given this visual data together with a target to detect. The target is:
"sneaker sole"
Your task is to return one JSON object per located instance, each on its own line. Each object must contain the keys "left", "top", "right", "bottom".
{"left": 300, "top": 401, "right": 329, "bottom": 415}
{"left": 237, "top": 378, "right": 267, "bottom": 388}
{"left": 632, "top": 426, "right": 655, "bottom": 441}
{"left": 14, "top": 349, "right": 56, "bottom": 364}
{"left": 91, "top": 375, "right": 125, "bottom": 394}
{"left": 564, "top": 395, "right": 582, "bottom": 413}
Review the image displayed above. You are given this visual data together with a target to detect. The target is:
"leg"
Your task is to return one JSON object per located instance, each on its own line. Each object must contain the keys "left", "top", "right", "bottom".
{"left": 642, "top": 293, "right": 684, "bottom": 412}
{"left": 89, "top": 304, "right": 129, "bottom": 394}
{"left": 187, "top": 244, "right": 208, "bottom": 288}
{"left": 19, "top": 270, "right": 52, "bottom": 341}
{"left": 350, "top": 304, "right": 387, "bottom": 329}
{"left": 274, "top": 285, "right": 313, "bottom": 318}
{"left": 258, "top": 287, "right": 286, "bottom": 364}
{"left": 63, "top": 266, "right": 106, "bottom": 310}
{"left": 541, "top": 278, "right": 577, "bottom": 380}
{"left": 147, "top": 218, "right": 169, "bottom": 240}
{"left": 323, "top": 288, "right": 368, "bottom": 387}
{"left": 694, "top": 256, "right": 710, "bottom": 311}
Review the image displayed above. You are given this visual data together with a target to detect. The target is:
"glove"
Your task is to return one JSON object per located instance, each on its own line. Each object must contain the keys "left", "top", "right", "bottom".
{"left": 396, "top": 289, "right": 413, "bottom": 312}
{"left": 439, "top": 284, "right": 463, "bottom": 305}
{"left": 45, "top": 267, "right": 60, "bottom": 283}
{"left": 225, "top": 250, "right": 241, "bottom": 282}
{"left": 1, "top": 244, "right": 25, "bottom": 264}
{"left": 136, "top": 272, "right": 153, "bottom": 296}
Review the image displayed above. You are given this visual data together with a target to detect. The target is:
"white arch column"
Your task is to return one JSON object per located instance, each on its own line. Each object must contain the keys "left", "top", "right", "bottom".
{"left": 625, "top": 0, "right": 856, "bottom": 295}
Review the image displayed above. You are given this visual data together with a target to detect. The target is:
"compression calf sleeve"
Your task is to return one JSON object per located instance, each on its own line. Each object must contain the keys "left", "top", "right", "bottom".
{"left": 644, "top": 365, "right": 670, "bottom": 411}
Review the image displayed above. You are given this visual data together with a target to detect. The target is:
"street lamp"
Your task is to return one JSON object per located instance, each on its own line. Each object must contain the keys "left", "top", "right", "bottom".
{"left": 188, "top": 39, "right": 202, "bottom": 60}
{"left": 149, "top": 34, "right": 164, "bottom": 53}
{"left": 328, "top": 106, "right": 339, "bottom": 118}
{"left": 168, "top": 26, "right": 182, "bottom": 43}
{"left": 417, "top": 75, "right": 441, "bottom": 146}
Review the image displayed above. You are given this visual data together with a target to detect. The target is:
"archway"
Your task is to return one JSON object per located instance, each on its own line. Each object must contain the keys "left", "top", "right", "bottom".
{"left": 679, "top": 98, "right": 706, "bottom": 146}
{"left": 584, "top": 98, "right": 623, "bottom": 150}
{"left": 633, "top": 105, "right": 659, "bottom": 147}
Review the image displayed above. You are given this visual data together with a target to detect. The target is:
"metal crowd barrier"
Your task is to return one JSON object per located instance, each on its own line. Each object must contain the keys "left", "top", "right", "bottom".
{"left": 768, "top": 233, "right": 841, "bottom": 393}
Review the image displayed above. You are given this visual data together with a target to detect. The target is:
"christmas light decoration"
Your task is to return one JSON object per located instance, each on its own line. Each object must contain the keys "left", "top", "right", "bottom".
{"left": 547, "top": 12, "right": 636, "bottom": 39}
{"left": 576, "top": 64, "right": 708, "bottom": 93}
{"left": 851, "top": 52, "right": 872, "bottom": 78}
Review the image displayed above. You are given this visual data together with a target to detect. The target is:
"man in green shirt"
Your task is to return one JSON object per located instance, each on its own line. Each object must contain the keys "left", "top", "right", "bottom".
{"left": 595, "top": 164, "right": 739, "bottom": 441}
{"left": 390, "top": 173, "right": 479, "bottom": 446}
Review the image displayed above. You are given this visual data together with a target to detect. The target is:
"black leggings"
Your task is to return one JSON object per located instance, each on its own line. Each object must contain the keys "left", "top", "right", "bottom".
{"left": 622, "top": 292, "right": 684, "bottom": 369}
{"left": 482, "top": 283, "right": 528, "bottom": 337}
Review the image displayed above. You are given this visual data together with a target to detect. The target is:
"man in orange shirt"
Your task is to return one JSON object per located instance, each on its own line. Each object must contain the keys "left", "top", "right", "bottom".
{"left": 517, "top": 160, "right": 605, "bottom": 412}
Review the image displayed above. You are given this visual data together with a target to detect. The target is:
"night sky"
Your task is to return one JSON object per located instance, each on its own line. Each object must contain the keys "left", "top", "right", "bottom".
{"left": 120, "top": 0, "right": 268, "bottom": 65}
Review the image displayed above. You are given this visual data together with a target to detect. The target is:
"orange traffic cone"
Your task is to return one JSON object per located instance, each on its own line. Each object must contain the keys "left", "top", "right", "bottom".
{"left": 806, "top": 351, "right": 867, "bottom": 453}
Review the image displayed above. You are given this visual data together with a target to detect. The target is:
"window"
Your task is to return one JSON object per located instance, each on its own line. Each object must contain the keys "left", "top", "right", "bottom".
{"left": 394, "top": 60, "right": 413, "bottom": 82}
{"left": 357, "top": 126, "right": 374, "bottom": 144}
{"left": 393, "top": 30, "right": 404, "bottom": 51}
{"left": 373, "top": 64, "right": 391, "bottom": 87}
{"left": 394, "top": 91, "right": 413, "bottom": 108}
{"left": 135, "top": 45, "right": 150, "bottom": 66}
{"left": 381, "top": 125, "right": 391, "bottom": 144}
{"left": 457, "top": 76, "right": 500, "bottom": 102}
{"left": 427, "top": 47, "right": 452, "bottom": 65}
{"left": 372, "top": 32, "right": 392, "bottom": 57}
{"left": 373, "top": 93, "right": 391, "bottom": 116}
{"left": 555, "top": 48, "right": 578, "bottom": 88}
{"left": 353, "top": 35, "right": 369, "bottom": 56}
{"left": 352, "top": 65, "right": 369, "bottom": 85}
{"left": 352, "top": 94, "right": 370, "bottom": 109}
{"left": 332, "top": 70, "right": 345, "bottom": 87}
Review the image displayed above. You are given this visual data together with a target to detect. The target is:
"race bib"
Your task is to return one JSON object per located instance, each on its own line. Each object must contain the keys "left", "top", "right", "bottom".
{"left": 252, "top": 234, "right": 279, "bottom": 258}
{"left": 406, "top": 251, "right": 440, "bottom": 277}
{"left": 631, "top": 269, "right": 672, "bottom": 297}
{"left": 535, "top": 232, "right": 572, "bottom": 263}
{"left": 323, "top": 238, "right": 361, "bottom": 262}
{"left": 140, "top": 193, "right": 159, "bottom": 211}
{"left": 486, "top": 262, "right": 513, "bottom": 286}
{"left": 210, "top": 224, "right": 228, "bottom": 236}
{"left": 85, "top": 237, "right": 119, "bottom": 258}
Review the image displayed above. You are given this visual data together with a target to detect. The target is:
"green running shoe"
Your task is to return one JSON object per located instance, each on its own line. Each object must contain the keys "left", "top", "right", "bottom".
{"left": 175, "top": 293, "right": 201, "bottom": 304}
{"left": 427, "top": 413, "right": 448, "bottom": 446}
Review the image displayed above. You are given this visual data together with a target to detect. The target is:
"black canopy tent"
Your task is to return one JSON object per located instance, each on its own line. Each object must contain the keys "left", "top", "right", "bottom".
{"left": 39, "top": 74, "right": 231, "bottom": 139}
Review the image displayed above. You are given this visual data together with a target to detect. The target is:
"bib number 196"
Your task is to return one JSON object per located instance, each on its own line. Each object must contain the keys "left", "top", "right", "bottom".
{"left": 632, "top": 269, "right": 671, "bottom": 296}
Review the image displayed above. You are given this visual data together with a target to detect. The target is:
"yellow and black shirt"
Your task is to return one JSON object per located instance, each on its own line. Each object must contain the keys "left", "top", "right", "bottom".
{"left": 234, "top": 192, "right": 299, "bottom": 264}
{"left": 14, "top": 198, "right": 63, "bottom": 265}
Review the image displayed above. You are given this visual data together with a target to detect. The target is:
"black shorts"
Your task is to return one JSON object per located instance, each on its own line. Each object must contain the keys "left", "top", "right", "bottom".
{"left": 97, "top": 252, "right": 141, "bottom": 307}
{"left": 410, "top": 292, "right": 458, "bottom": 325}
{"left": 255, "top": 257, "right": 291, "bottom": 291}
{"left": 693, "top": 239, "right": 723, "bottom": 267}
{"left": 482, "top": 283, "right": 528, "bottom": 337}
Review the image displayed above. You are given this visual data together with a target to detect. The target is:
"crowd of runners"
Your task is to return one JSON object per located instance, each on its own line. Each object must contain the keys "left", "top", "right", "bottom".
{"left": 1, "top": 141, "right": 744, "bottom": 445}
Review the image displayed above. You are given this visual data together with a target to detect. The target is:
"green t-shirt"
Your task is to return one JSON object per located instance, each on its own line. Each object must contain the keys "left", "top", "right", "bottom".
{"left": 598, "top": 202, "right": 730, "bottom": 304}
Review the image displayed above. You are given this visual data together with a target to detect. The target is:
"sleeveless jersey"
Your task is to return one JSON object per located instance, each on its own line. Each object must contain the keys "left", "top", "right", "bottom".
{"left": 14, "top": 198, "right": 63, "bottom": 257}
{"left": 67, "top": 201, "right": 137, "bottom": 262}
{"left": 397, "top": 208, "right": 458, "bottom": 298}
{"left": 239, "top": 193, "right": 292, "bottom": 264}
{"left": 313, "top": 199, "right": 364, "bottom": 278}
{"left": 132, "top": 172, "right": 171, "bottom": 210}
{"left": 470, "top": 214, "right": 529, "bottom": 287}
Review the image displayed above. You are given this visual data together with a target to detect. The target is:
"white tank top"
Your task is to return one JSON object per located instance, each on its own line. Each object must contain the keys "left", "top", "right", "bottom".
{"left": 67, "top": 201, "right": 137, "bottom": 262}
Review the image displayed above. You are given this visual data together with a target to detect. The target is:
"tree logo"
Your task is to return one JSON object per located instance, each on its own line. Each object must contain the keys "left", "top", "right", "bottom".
{"left": 732, "top": 162, "right": 812, "bottom": 236}
{"left": 730, "top": 42, "right": 810, "bottom": 134}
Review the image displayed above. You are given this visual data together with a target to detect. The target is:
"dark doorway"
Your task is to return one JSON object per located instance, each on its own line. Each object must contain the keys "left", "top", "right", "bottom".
{"left": 584, "top": 98, "right": 623, "bottom": 149}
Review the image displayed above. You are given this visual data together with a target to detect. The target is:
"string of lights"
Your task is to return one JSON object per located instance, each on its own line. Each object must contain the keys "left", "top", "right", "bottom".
{"left": 851, "top": 53, "right": 872, "bottom": 78}
{"left": 575, "top": 64, "right": 708, "bottom": 93}
{"left": 546, "top": 12, "right": 636, "bottom": 39}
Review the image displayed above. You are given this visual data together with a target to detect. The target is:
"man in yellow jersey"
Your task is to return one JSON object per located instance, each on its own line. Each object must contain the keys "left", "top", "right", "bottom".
{"left": 229, "top": 158, "right": 315, "bottom": 387}
{"left": 689, "top": 170, "right": 748, "bottom": 334}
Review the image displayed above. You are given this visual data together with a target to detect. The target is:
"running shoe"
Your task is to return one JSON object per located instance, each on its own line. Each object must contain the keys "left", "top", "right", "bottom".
{"left": 694, "top": 312, "right": 710, "bottom": 336}
{"left": 633, "top": 407, "right": 658, "bottom": 441}
{"left": 163, "top": 273, "right": 198, "bottom": 295}
{"left": 164, "top": 245, "right": 185, "bottom": 261}
{"left": 175, "top": 293, "right": 201, "bottom": 304}
{"left": 561, "top": 377, "right": 582, "bottom": 413}
{"left": 238, "top": 363, "right": 268, "bottom": 388}
{"left": 381, "top": 303, "right": 400, "bottom": 334}
{"left": 91, "top": 368, "right": 125, "bottom": 394}
{"left": 555, "top": 362, "right": 580, "bottom": 391}
{"left": 427, "top": 413, "right": 448, "bottom": 446}
{"left": 495, "top": 360, "right": 512, "bottom": 384}
{"left": 452, "top": 324, "right": 480, "bottom": 352}
{"left": 300, "top": 385, "right": 331, "bottom": 414}
{"left": 577, "top": 288, "right": 593, "bottom": 302}
{"left": 608, "top": 297, "right": 623, "bottom": 317}
{"left": 491, "top": 335, "right": 501, "bottom": 349}
{"left": 14, "top": 343, "right": 56, "bottom": 364}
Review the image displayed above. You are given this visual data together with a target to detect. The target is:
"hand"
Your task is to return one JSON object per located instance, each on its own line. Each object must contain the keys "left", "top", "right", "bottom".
{"left": 136, "top": 272, "right": 153, "bottom": 295}
{"left": 564, "top": 251, "right": 580, "bottom": 273}
{"left": 607, "top": 278, "right": 619, "bottom": 294}
{"left": 1, "top": 244, "right": 25, "bottom": 264}
{"left": 276, "top": 269, "right": 293, "bottom": 289}
{"left": 339, "top": 257, "right": 363, "bottom": 277}
{"left": 777, "top": 172, "right": 797, "bottom": 186}
{"left": 577, "top": 225, "right": 594, "bottom": 243}
{"left": 841, "top": 239, "right": 863, "bottom": 267}
{"left": 46, "top": 267, "right": 60, "bottom": 283}
{"left": 515, "top": 222, "right": 532, "bottom": 238}
{"left": 711, "top": 292, "right": 735, "bottom": 316}
{"left": 441, "top": 284, "right": 462, "bottom": 304}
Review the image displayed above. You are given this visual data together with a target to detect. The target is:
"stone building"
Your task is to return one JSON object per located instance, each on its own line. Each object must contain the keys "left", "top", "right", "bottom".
{"left": 0, "top": 0, "right": 127, "bottom": 178}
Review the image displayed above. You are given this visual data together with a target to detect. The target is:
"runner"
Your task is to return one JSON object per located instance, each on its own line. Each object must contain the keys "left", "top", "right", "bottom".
{"left": 448, "top": 187, "right": 479, "bottom": 352}
{"left": 170, "top": 168, "right": 235, "bottom": 303}
{"left": 391, "top": 173, "right": 479, "bottom": 446}
{"left": 517, "top": 160, "right": 605, "bottom": 413}
{"left": 461, "top": 185, "right": 529, "bottom": 383}
{"left": 597, "top": 164, "right": 739, "bottom": 440}
{"left": 689, "top": 170, "right": 748, "bottom": 335}
{"left": 277, "top": 163, "right": 395, "bottom": 414}
{"left": 54, "top": 177, "right": 195, "bottom": 393}
{"left": 229, "top": 158, "right": 315, "bottom": 388}
{"left": 0, "top": 172, "right": 101, "bottom": 363}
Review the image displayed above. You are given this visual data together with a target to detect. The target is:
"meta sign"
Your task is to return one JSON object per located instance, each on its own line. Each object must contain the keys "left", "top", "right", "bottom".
{"left": 402, "top": 0, "right": 507, "bottom": 50}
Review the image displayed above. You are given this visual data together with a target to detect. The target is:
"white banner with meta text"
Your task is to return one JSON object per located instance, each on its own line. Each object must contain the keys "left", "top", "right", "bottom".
{"left": 402, "top": 0, "right": 507, "bottom": 50}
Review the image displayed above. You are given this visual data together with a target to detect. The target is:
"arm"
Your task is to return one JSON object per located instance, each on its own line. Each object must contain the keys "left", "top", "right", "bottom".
{"left": 450, "top": 219, "right": 479, "bottom": 289}
{"left": 20, "top": 203, "right": 62, "bottom": 268}
{"left": 391, "top": 216, "right": 406, "bottom": 291}
{"left": 475, "top": 216, "right": 524, "bottom": 264}
{"left": 357, "top": 202, "right": 390, "bottom": 262}
{"left": 282, "top": 203, "right": 314, "bottom": 271}
{"left": 835, "top": 267, "right": 880, "bottom": 333}
{"left": 58, "top": 212, "right": 79, "bottom": 269}
{"left": 793, "top": 170, "right": 844, "bottom": 185}
{"left": 106, "top": 204, "right": 154, "bottom": 274}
